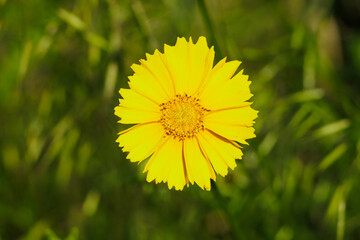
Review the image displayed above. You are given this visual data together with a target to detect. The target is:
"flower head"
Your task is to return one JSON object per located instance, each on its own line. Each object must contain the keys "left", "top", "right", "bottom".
{"left": 115, "top": 36, "right": 257, "bottom": 190}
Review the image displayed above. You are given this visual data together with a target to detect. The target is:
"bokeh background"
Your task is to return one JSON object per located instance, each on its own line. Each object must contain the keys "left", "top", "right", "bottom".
{"left": 1, "top": 0, "right": 360, "bottom": 239}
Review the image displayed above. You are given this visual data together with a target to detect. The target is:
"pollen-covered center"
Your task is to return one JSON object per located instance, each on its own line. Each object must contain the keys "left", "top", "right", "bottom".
{"left": 160, "top": 94, "right": 208, "bottom": 140}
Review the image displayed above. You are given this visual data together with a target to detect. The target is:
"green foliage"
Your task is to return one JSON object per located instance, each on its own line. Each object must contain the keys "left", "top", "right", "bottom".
{"left": 1, "top": 0, "right": 360, "bottom": 239}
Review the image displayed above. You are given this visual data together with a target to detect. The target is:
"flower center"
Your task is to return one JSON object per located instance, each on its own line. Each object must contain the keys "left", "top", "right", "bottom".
{"left": 160, "top": 94, "right": 208, "bottom": 140}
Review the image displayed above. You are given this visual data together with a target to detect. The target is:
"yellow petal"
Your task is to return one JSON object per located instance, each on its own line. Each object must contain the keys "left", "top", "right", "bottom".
{"left": 184, "top": 137, "right": 213, "bottom": 190}
{"left": 200, "top": 71, "right": 253, "bottom": 110}
{"left": 129, "top": 63, "right": 170, "bottom": 104}
{"left": 200, "top": 130, "right": 243, "bottom": 170}
{"left": 187, "top": 36, "right": 215, "bottom": 95}
{"left": 199, "top": 60, "right": 241, "bottom": 100}
{"left": 141, "top": 50, "right": 175, "bottom": 99}
{"left": 206, "top": 121, "right": 256, "bottom": 144}
{"left": 163, "top": 37, "right": 189, "bottom": 94}
{"left": 116, "top": 122, "right": 165, "bottom": 163}
{"left": 145, "top": 138, "right": 186, "bottom": 190}
{"left": 206, "top": 106, "right": 258, "bottom": 125}
{"left": 195, "top": 57, "right": 226, "bottom": 95}
{"left": 166, "top": 140, "right": 187, "bottom": 190}
{"left": 119, "top": 88, "right": 159, "bottom": 112}
{"left": 114, "top": 106, "right": 160, "bottom": 124}
{"left": 197, "top": 133, "right": 229, "bottom": 176}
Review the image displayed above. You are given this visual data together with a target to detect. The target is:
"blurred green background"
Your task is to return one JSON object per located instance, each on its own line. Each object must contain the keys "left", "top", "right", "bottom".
{"left": 1, "top": 0, "right": 360, "bottom": 239}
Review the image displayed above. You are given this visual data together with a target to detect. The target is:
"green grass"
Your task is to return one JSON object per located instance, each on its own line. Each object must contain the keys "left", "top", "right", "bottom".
{"left": 1, "top": 0, "right": 360, "bottom": 239}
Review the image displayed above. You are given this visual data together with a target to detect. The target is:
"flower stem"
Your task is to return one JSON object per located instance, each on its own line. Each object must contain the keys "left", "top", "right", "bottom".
{"left": 196, "top": 0, "right": 223, "bottom": 59}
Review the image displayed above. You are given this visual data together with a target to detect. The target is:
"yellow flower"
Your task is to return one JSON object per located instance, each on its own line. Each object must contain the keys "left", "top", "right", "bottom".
{"left": 115, "top": 36, "right": 257, "bottom": 191}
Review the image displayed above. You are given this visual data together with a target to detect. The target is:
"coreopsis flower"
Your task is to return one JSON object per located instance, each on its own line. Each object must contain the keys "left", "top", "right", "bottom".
{"left": 115, "top": 36, "right": 257, "bottom": 190}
